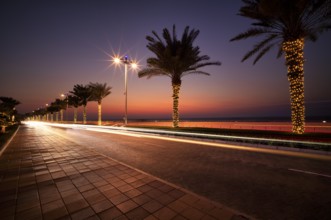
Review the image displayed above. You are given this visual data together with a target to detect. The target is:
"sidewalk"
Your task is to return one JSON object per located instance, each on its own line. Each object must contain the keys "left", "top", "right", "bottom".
{"left": 0, "top": 125, "right": 249, "bottom": 220}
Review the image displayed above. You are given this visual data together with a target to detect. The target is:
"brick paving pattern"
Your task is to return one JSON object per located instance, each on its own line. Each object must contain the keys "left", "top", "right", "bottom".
{"left": 0, "top": 125, "right": 248, "bottom": 220}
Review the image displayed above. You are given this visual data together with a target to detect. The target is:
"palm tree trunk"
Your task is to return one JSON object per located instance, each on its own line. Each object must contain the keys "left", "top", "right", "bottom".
{"left": 83, "top": 105, "right": 87, "bottom": 124}
{"left": 56, "top": 112, "right": 59, "bottom": 122}
{"left": 60, "top": 109, "right": 63, "bottom": 122}
{"left": 282, "top": 38, "right": 305, "bottom": 134}
{"left": 98, "top": 102, "right": 102, "bottom": 126}
{"left": 51, "top": 113, "right": 53, "bottom": 122}
{"left": 74, "top": 108, "right": 77, "bottom": 123}
{"left": 172, "top": 83, "right": 181, "bottom": 128}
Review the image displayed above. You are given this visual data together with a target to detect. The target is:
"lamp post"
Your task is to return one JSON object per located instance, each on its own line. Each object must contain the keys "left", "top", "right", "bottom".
{"left": 61, "top": 93, "right": 68, "bottom": 122}
{"left": 45, "top": 104, "right": 49, "bottom": 121}
{"left": 113, "top": 55, "right": 138, "bottom": 126}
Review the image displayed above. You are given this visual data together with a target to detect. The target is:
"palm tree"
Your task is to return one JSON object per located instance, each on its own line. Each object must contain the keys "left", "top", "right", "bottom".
{"left": 230, "top": 0, "right": 331, "bottom": 134}
{"left": 0, "top": 96, "right": 21, "bottom": 122}
{"left": 88, "top": 82, "right": 112, "bottom": 126}
{"left": 68, "top": 95, "right": 80, "bottom": 123}
{"left": 70, "top": 84, "right": 92, "bottom": 124}
{"left": 138, "top": 25, "right": 221, "bottom": 128}
{"left": 53, "top": 98, "right": 66, "bottom": 122}
{"left": 48, "top": 101, "right": 61, "bottom": 122}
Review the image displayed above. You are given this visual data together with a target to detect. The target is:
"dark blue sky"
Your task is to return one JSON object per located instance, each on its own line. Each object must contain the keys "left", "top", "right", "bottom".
{"left": 1, "top": 0, "right": 330, "bottom": 120}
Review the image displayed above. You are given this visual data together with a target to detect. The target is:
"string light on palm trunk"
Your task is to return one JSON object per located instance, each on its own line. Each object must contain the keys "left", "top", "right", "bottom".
{"left": 282, "top": 38, "right": 305, "bottom": 134}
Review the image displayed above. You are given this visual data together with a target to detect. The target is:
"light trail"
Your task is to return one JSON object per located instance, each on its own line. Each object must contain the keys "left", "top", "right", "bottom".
{"left": 85, "top": 127, "right": 143, "bottom": 138}
{"left": 288, "top": 168, "right": 331, "bottom": 178}
{"left": 27, "top": 121, "right": 330, "bottom": 147}
{"left": 23, "top": 121, "right": 331, "bottom": 161}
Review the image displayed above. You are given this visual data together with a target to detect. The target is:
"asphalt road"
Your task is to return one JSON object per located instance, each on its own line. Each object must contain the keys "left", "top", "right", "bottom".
{"left": 45, "top": 125, "right": 331, "bottom": 220}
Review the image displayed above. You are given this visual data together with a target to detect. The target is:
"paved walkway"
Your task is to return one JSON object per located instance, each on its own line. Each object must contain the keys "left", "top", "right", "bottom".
{"left": 0, "top": 125, "right": 249, "bottom": 220}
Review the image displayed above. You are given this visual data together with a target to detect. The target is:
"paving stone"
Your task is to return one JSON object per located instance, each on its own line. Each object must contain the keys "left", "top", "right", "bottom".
{"left": 142, "top": 200, "right": 164, "bottom": 213}
{"left": 168, "top": 188, "right": 186, "bottom": 200}
{"left": 116, "top": 199, "right": 138, "bottom": 213}
{"left": 103, "top": 188, "right": 121, "bottom": 198}
{"left": 137, "top": 184, "right": 154, "bottom": 193}
{"left": 71, "top": 207, "right": 95, "bottom": 220}
{"left": 65, "top": 198, "right": 90, "bottom": 213}
{"left": 132, "top": 194, "right": 152, "bottom": 205}
{"left": 152, "top": 206, "right": 177, "bottom": 220}
{"left": 143, "top": 215, "right": 158, "bottom": 220}
{"left": 168, "top": 200, "right": 189, "bottom": 213}
{"left": 78, "top": 183, "right": 95, "bottom": 193}
{"left": 109, "top": 193, "right": 129, "bottom": 205}
{"left": 98, "top": 207, "right": 122, "bottom": 219}
{"left": 91, "top": 199, "right": 114, "bottom": 213}
{"left": 15, "top": 204, "right": 42, "bottom": 220}
{"left": 124, "top": 188, "right": 142, "bottom": 198}
{"left": 98, "top": 183, "right": 115, "bottom": 192}
{"left": 125, "top": 207, "right": 150, "bottom": 219}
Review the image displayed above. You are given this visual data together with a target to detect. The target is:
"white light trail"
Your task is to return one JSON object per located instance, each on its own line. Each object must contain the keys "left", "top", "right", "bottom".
{"left": 23, "top": 121, "right": 331, "bottom": 160}
{"left": 288, "top": 168, "right": 331, "bottom": 178}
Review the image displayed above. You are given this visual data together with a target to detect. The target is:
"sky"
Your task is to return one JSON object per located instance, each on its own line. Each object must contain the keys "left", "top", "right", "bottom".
{"left": 1, "top": 0, "right": 331, "bottom": 121}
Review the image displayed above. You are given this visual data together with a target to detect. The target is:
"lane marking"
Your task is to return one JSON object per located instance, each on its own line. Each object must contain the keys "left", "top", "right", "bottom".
{"left": 288, "top": 168, "right": 331, "bottom": 178}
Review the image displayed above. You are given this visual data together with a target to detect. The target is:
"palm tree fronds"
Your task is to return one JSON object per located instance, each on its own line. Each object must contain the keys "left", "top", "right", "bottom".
{"left": 182, "top": 70, "right": 211, "bottom": 77}
{"left": 138, "top": 68, "right": 170, "bottom": 79}
{"left": 88, "top": 82, "right": 112, "bottom": 103}
{"left": 242, "top": 34, "right": 278, "bottom": 62}
{"left": 188, "top": 61, "right": 221, "bottom": 71}
{"left": 253, "top": 44, "right": 274, "bottom": 65}
{"left": 230, "top": 28, "right": 269, "bottom": 41}
{"left": 276, "top": 45, "right": 284, "bottom": 58}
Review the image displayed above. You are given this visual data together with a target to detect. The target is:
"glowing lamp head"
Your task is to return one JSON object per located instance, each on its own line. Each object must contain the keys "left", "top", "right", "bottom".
{"left": 131, "top": 62, "right": 138, "bottom": 69}
{"left": 113, "top": 57, "right": 121, "bottom": 64}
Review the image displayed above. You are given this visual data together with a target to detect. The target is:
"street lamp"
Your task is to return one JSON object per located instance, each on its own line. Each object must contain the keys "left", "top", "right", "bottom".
{"left": 61, "top": 93, "right": 69, "bottom": 122}
{"left": 113, "top": 55, "right": 138, "bottom": 126}
{"left": 45, "top": 104, "right": 49, "bottom": 121}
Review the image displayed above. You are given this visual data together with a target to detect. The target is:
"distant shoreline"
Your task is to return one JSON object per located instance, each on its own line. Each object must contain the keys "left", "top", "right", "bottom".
{"left": 89, "top": 116, "right": 330, "bottom": 123}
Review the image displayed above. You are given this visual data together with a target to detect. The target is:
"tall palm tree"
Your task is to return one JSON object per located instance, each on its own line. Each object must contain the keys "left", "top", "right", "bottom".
{"left": 230, "top": 0, "right": 331, "bottom": 134}
{"left": 70, "top": 84, "right": 92, "bottom": 124}
{"left": 0, "top": 96, "right": 21, "bottom": 122}
{"left": 68, "top": 95, "right": 80, "bottom": 123}
{"left": 88, "top": 82, "right": 112, "bottom": 126}
{"left": 49, "top": 101, "right": 61, "bottom": 122}
{"left": 53, "top": 98, "right": 66, "bottom": 122}
{"left": 138, "top": 25, "right": 221, "bottom": 128}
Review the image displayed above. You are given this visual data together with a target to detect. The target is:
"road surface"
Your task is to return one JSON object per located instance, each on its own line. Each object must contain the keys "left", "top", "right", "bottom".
{"left": 33, "top": 123, "right": 331, "bottom": 220}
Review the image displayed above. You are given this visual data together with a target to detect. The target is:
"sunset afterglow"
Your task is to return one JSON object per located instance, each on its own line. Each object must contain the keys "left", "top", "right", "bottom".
{"left": 1, "top": 1, "right": 330, "bottom": 121}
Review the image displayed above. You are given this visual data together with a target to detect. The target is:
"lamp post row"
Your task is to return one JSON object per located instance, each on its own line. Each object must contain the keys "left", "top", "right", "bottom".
{"left": 33, "top": 55, "right": 137, "bottom": 126}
